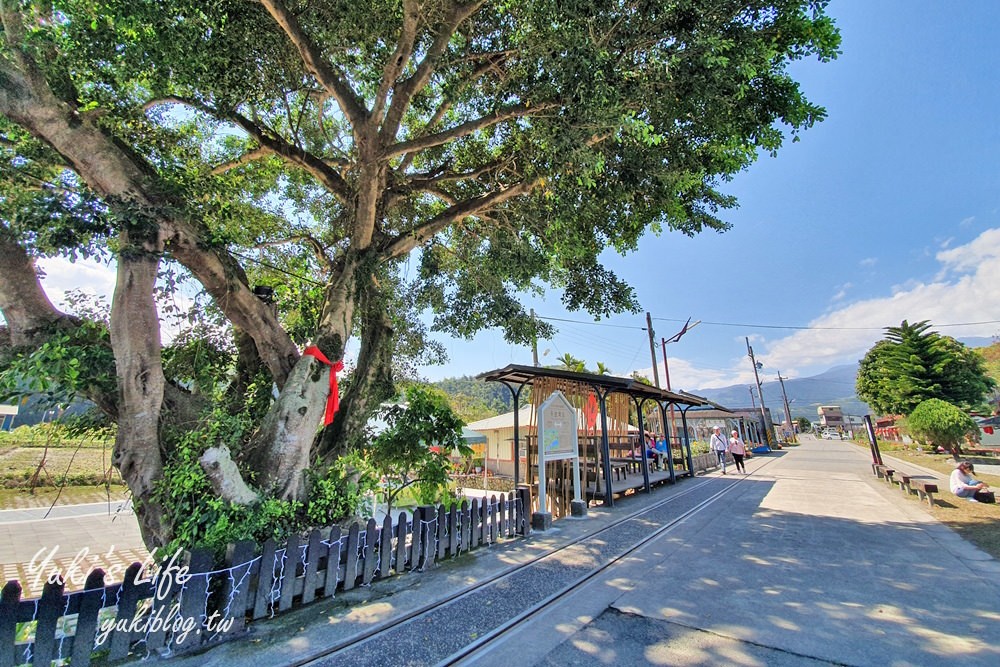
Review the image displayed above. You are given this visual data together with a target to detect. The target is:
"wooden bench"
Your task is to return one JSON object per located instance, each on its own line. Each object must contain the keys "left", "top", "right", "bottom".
{"left": 910, "top": 478, "right": 939, "bottom": 507}
{"left": 893, "top": 472, "right": 912, "bottom": 494}
{"left": 873, "top": 463, "right": 894, "bottom": 481}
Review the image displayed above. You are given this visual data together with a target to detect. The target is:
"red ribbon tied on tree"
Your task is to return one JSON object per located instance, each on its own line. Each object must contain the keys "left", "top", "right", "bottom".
{"left": 303, "top": 346, "right": 344, "bottom": 426}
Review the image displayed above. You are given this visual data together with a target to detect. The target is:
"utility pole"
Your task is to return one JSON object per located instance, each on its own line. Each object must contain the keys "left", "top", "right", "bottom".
{"left": 749, "top": 387, "right": 756, "bottom": 408}
{"left": 660, "top": 317, "right": 700, "bottom": 447}
{"left": 746, "top": 338, "right": 771, "bottom": 447}
{"left": 646, "top": 312, "right": 660, "bottom": 388}
{"left": 530, "top": 309, "right": 540, "bottom": 366}
{"left": 776, "top": 372, "right": 796, "bottom": 443}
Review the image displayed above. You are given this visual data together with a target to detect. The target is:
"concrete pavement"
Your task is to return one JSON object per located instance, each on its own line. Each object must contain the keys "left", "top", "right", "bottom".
{"left": 152, "top": 435, "right": 1000, "bottom": 667}
{"left": 477, "top": 436, "right": 1000, "bottom": 666}
{"left": 0, "top": 497, "right": 148, "bottom": 597}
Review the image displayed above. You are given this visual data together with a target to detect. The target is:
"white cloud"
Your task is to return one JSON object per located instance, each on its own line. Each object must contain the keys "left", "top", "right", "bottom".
{"left": 760, "top": 227, "right": 1000, "bottom": 373}
{"left": 37, "top": 256, "right": 116, "bottom": 311}
{"left": 831, "top": 282, "right": 852, "bottom": 302}
{"left": 640, "top": 227, "right": 1000, "bottom": 391}
{"left": 36, "top": 256, "right": 194, "bottom": 343}
{"left": 632, "top": 358, "right": 758, "bottom": 392}
{"left": 859, "top": 257, "right": 877, "bottom": 268}
{"left": 960, "top": 216, "right": 976, "bottom": 228}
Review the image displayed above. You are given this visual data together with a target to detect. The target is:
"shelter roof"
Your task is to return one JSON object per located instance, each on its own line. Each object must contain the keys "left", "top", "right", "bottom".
{"left": 476, "top": 364, "right": 720, "bottom": 408}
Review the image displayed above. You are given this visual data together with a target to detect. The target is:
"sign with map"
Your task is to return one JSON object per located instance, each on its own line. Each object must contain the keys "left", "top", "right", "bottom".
{"left": 538, "top": 391, "right": 578, "bottom": 461}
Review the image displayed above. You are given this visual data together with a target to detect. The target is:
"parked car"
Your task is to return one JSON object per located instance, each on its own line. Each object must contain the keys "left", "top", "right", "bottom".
{"left": 821, "top": 428, "right": 841, "bottom": 440}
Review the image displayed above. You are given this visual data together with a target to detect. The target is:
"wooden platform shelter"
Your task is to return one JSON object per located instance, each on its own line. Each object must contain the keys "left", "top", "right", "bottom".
{"left": 476, "top": 364, "right": 725, "bottom": 518}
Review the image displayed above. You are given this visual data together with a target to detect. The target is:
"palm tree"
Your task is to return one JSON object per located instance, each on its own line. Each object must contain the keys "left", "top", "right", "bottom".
{"left": 555, "top": 353, "right": 586, "bottom": 372}
{"left": 595, "top": 362, "right": 611, "bottom": 376}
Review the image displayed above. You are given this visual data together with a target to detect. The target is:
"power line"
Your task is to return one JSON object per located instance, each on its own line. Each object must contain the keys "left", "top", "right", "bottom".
{"left": 534, "top": 314, "right": 646, "bottom": 330}
{"left": 653, "top": 316, "right": 1000, "bottom": 331}
{"left": 536, "top": 312, "right": 1000, "bottom": 332}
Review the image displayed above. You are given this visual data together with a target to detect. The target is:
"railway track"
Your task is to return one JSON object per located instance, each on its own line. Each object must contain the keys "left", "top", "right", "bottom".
{"left": 290, "top": 455, "right": 779, "bottom": 667}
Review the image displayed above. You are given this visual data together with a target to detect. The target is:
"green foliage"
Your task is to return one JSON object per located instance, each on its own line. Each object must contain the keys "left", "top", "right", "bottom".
{"left": 154, "top": 403, "right": 286, "bottom": 554}
{"left": 155, "top": 433, "right": 302, "bottom": 557}
{"left": 554, "top": 353, "right": 587, "bottom": 372}
{"left": 306, "top": 452, "right": 376, "bottom": 526}
{"left": 905, "top": 398, "right": 978, "bottom": 456}
{"left": 856, "top": 321, "right": 996, "bottom": 416}
{"left": 0, "top": 0, "right": 841, "bottom": 551}
{"left": 365, "top": 385, "right": 471, "bottom": 513}
{"left": 433, "top": 375, "right": 515, "bottom": 421}
{"left": 794, "top": 417, "right": 811, "bottom": 432}
{"left": 690, "top": 440, "right": 709, "bottom": 455}
{"left": 0, "top": 319, "right": 116, "bottom": 410}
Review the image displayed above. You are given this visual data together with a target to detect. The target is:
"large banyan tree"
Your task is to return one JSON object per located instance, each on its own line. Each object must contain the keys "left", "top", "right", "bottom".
{"left": 0, "top": 0, "right": 839, "bottom": 548}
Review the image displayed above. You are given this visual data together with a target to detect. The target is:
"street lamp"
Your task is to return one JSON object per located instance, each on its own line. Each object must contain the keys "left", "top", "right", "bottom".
{"left": 661, "top": 318, "right": 700, "bottom": 446}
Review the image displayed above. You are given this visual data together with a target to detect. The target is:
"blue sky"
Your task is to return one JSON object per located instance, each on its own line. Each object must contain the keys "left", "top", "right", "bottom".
{"left": 37, "top": 1, "right": 1000, "bottom": 392}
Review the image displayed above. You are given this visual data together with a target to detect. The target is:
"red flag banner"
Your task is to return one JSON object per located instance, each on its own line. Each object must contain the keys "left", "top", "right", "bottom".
{"left": 585, "top": 393, "right": 598, "bottom": 431}
{"left": 302, "top": 346, "right": 344, "bottom": 426}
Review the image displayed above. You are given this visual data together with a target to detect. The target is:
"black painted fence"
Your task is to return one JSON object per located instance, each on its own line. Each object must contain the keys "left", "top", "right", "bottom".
{"left": 0, "top": 490, "right": 530, "bottom": 667}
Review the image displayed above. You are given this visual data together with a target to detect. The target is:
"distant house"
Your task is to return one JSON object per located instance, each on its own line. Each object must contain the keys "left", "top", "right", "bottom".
{"left": 0, "top": 404, "right": 17, "bottom": 431}
{"left": 817, "top": 406, "right": 844, "bottom": 428}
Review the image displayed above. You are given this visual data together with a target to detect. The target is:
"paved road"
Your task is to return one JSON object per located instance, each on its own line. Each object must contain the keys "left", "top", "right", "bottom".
{"left": 0, "top": 498, "right": 148, "bottom": 597}
{"left": 474, "top": 436, "right": 1000, "bottom": 666}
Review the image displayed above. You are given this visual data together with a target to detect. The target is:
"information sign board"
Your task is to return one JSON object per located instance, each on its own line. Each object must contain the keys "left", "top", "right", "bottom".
{"left": 539, "top": 392, "right": 578, "bottom": 460}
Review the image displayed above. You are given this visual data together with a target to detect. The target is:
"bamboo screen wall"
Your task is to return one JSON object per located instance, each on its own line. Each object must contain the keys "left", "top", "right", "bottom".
{"left": 526, "top": 378, "right": 633, "bottom": 517}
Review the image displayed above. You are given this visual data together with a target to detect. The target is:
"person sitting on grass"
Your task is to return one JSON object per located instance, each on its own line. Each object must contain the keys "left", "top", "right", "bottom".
{"left": 950, "top": 461, "right": 994, "bottom": 503}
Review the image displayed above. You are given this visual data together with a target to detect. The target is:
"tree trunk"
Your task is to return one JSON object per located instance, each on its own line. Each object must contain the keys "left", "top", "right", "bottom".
{"left": 241, "top": 354, "right": 330, "bottom": 500}
{"left": 200, "top": 446, "right": 260, "bottom": 505}
{"left": 109, "top": 230, "right": 171, "bottom": 549}
{"left": 319, "top": 305, "right": 396, "bottom": 464}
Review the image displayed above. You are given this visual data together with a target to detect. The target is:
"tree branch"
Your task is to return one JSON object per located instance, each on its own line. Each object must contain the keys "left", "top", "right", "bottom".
{"left": 229, "top": 110, "right": 352, "bottom": 202}
{"left": 372, "top": 0, "right": 420, "bottom": 122}
{"left": 381, "top": 0, "right": 487, "bottom": 141}
{"left": 385, "top": 103, "right": 554, "bottom": 159}
{"left": 258, "top": 0, "right": 368, "bottom": 129}
{"left": 406, "top": 159, "right": 505, "bottom": 189}
{"left": 397, "top": 51, "right": 511, "bottom": 172}
{"left": 253, "top": 234, "right": 332, "bottom": 270}
{"left": 0, "top": 66, "right": 300, "bottom": 388}
{"left": 383, "top": 179, "right": 537, "bottom": 259}
{"left": 145, "top": 96, "right": 352, "bottom": 203}
{"left": 0, "top": 225, "right": 69, "bottom": 345}
{"left": 210, "top": 147, "right": 270, "bottom": 175}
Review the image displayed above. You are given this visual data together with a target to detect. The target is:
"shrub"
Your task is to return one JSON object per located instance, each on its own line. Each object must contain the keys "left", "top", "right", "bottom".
{"left": 904, "top": 399, "right": 978, "bottom": 459}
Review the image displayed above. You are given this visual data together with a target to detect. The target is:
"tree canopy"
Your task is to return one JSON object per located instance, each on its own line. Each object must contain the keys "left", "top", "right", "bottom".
{"left": 856, "top": 321, "right": 996, "bottom": 417}
{"left": 0, "top": 0, "right": 840, "bottom": 549}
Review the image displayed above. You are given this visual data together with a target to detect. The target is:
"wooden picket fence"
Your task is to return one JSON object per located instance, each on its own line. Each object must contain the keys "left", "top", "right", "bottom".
{"left": 0, "top": 490, "right": 530, "bottom": 667}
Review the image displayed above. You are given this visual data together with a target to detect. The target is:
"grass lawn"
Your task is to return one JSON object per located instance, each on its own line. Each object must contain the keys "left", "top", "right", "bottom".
{"left": 852, "top": 440, "right": 1000, "bottom": 559}
{"left": 0, "top": 444, "right": 121, "bottom": 488}
{"left": 0, "top": 437, "right": 127, "bottom": 509}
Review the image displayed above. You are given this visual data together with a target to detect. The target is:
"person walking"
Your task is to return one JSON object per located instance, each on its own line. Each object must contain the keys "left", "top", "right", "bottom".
{"left": 710, "top": 426, "right": 729, "bottom": 474}
{"left": 728, "top": 430, "right": 747, "bottom": 474}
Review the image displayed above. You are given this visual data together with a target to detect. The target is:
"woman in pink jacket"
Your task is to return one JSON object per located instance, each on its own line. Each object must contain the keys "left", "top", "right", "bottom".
{"left": 729, "top": 430, "right": 747, "bottom": 474}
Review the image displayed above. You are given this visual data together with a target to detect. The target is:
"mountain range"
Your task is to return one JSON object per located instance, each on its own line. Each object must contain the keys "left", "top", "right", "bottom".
{"left": 689, "top": 364, "right": 869, "bottom": 420}
{"left": 689, "top": 337, "right": 996, "bottom": 420}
